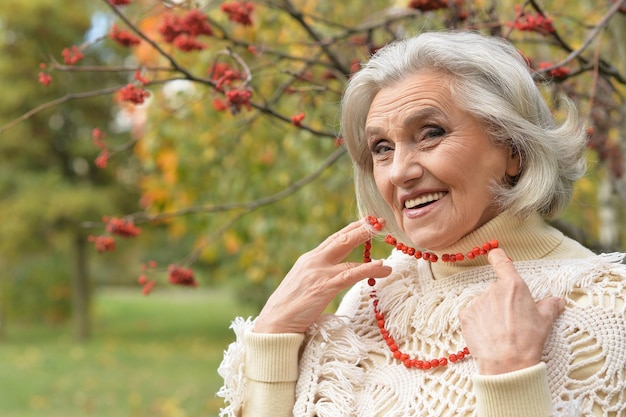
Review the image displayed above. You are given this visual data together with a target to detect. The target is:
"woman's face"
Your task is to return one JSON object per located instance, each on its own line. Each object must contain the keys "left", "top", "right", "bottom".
{"left": 365, "top": 71, "right": 520, "bottom": 250}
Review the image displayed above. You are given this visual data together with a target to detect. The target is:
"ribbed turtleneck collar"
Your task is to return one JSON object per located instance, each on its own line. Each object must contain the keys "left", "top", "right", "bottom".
{"left": 429, "top": 210, "right": 564, "bottom": 279}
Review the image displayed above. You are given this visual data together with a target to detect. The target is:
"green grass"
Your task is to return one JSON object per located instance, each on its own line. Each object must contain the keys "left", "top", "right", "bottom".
{"left": 0, "top": 288, "right": 256, "bottom": 417}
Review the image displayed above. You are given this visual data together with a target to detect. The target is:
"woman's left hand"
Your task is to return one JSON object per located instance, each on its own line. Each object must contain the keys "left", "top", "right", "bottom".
{"left": 458, "top": 248, "right": 565, "bottom": 375}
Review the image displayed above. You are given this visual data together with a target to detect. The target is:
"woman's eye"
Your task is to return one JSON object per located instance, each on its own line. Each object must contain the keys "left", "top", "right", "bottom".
{"left": 371, "top": 141, "right": 393, "bottom": 154}
{"left": 424, "top": 126, "right": 446, "bottom": 139}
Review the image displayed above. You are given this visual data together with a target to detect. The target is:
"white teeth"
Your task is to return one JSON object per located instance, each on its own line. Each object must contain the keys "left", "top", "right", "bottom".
{"left": 405, "top": 192, "right": 446, "bottom": 209}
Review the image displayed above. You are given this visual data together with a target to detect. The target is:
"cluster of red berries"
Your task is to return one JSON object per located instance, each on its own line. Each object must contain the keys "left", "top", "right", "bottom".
{"left": 138, "top": 260, "right": 158, "bottom": 295}
{"left": 119, "top": 84, "right": 150, "bottom": 105}
{"left": 538, "top": 62, "right": 570, "bottom": 80}
{"left": 92, "top": 128, "right": 109, "bottom": 169}
{"left": 408, "top": 0, "right": 450, "bottom": 12}
{"left": 38, "top": 63, "right": 52, "bottom": 86}
{"left": 134, "top": 69, "right": 149, "bottom": 85}
{"left": 87, "top": 217, "right": 141, "bottom": 253}
{"left": 137, "top": 262, "right": 198, "bottom": 295}
{"left": 509, "top": 8, "right": 555, "bottom": 35}
{"left": 88, "top": 235, "right": 116, "bottom": 253}
{"left": 158, "top": 9, "right": 213, "bottom": 52}
{"left": 110, "top": 23, "right": 141, "bottom": 47}
{"left": 224, "top": 88, "right": 253, "bottom": 114}
{"left": 105, "top": 216, "right": 141, "bottom": 238}
{"left": 209, "top": 62, "right": 253, "bottom": 114}
{"left": 221, "top": 1, "right": 255, "bottom": 26}
{"left": 168, "top": 264, "right": 198, "bottom": 287}
{"left": 210, "top": 62, "right": 245, "bottom": 90}
{"left": 62, "top": 46, "right": 84, "bottom": 65}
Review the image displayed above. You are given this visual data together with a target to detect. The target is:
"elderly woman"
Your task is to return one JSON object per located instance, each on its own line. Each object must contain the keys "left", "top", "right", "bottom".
{"left": 218, "top": 31, "right": 626, "bottom": 417}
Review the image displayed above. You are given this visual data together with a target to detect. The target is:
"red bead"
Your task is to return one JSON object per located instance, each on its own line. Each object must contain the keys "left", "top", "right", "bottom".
{"left": 463, "top": 347, "right": 470, "bottom": 355}
{"left": 375, "top": 311, "right": 384, "bottom": 320}
{"left": 457, "top": 351, "right": 465, "bottom": 360}
{"left": 449, "top": 354, "right": 458, "bottom": 362}
{"left": 368, "top": 278, "right": 376, "bottom": 287}
{"left": 482, "top": 242, "right": 491, "bottom": 251}
{"left": 390, "top": 343, "right": 398, "bottom": 352}
{"left": 400, "top": 353, "right": 409, "bottom": 362}
{"left": 490, "top": 239, "right": 499, "bottom": 248}
{"left": 377, "top": 320, "right": 385, "bottom": 328}
{"left": 422, "top": 252, "right": 430, "bottom": 261}
{"left": 423, "top": 361, "right": 432, "bottom": 370}
{"left": 439, "top": 357, "right": 448, "bottom": 366}
{"left": 416, "top": 360, "right": 424, "bottom": 369}
{"left": 456, "top": 253, "right": 464, "bottom": 261}
{"left": 430, "top": 254, "right": 438, "bottom": 262}
{"left": 430, "top": 359, "right": 439, "bottom": 368}
{"left": 414, "top": 250, "right": 422, "bottom": 259}
{"left": 404, "top": 359, "right": 413, "bottom": 368}
{"left": 466, "top": 252, "right": 475, "bottom": 259}
{"left": 442, "top": 254, "right": 450, "bottom": 262}
{"left": 364, "top": 241, "right": 372, "bottom": 250}
{"left": 393, "top": 351, "right": 402, "bottom": 359}
{"left": 385, "top": 235, "right": 396, "bottom": 245}
{"left": 373, "top": 222, "right": 383, "bottom": 231}
{"left": 472, "top": 247, "right": 481, "bottom": 256}
{"left": 407, "top": 248, "right": 415, "bottom": 256}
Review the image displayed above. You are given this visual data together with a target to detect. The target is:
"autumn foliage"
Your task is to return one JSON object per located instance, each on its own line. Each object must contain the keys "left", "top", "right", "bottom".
{"left": 14, "top": 0, "right": 626, "bottom": 295}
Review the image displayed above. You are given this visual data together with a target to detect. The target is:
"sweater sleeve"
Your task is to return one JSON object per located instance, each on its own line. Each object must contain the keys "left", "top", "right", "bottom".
{"left": 473, "top": 362, "right": 553, "bottom": 417}
{"left": 242, "top": 330, "right": 305, "bottom": 417}
{"left": 217, "top": 317, "right": 304, "bottom": 417}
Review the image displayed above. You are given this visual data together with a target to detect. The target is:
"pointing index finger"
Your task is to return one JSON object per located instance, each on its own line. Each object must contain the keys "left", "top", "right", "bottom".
{"left": 316, "top": 217, "right": 385, "bottom": 263}
{"left": 487, "top": 247, "right": 516, "bottom": 279}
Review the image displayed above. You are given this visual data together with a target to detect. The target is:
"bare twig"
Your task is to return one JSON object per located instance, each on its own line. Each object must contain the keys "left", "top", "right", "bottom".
{"left": 0, "top": 86, "right": 121, "bottom": 135}
{"left": 534, "top": 0, "right": 626, "bottom": 84}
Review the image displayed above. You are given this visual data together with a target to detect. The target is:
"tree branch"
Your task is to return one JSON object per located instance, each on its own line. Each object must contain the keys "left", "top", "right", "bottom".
{"left": 82, "top": 146, "right": 347, "bottom": 227}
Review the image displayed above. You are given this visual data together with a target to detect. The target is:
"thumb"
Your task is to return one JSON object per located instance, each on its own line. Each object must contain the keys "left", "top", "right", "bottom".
{"left": 536, "top": 296, "right": 566, "bottom": 322}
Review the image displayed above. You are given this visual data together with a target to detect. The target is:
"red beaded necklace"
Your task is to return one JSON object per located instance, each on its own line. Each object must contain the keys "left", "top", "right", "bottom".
{"left": 363, "top": 216, "right": 498, "bottom": 370}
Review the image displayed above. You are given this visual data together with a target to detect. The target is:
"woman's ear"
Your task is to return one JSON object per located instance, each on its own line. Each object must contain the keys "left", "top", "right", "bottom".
{"left": 505, "top": 146, "right": 522, "bottom": 178}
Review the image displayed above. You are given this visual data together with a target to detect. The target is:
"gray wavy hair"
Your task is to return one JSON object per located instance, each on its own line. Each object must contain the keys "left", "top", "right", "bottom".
{"left": 341, "top": 31, "right": 587, "bottom": 240}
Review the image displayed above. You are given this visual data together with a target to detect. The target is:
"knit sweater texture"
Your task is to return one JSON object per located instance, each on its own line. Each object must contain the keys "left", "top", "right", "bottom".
{"left": 218, "top": 211, "right": 626, "bottom": 416}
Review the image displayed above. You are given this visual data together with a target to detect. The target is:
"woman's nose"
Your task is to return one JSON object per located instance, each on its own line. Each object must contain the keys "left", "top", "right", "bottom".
{"left": 389, "top": 144, "right": 424, "bottom": 187}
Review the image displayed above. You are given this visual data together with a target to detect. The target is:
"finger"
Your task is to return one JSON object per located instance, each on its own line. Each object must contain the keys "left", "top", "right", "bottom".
{"left": 487, "top": 247, "right": 518, "bottom": 280}
{"left": 536, "top": 296, "right": 566, "bottom": 321}
{"left": 331, "top": 260, "right": 392, "bottom": 288}
{"left": 317, "top": 218, "right": 385, "bottom": 263}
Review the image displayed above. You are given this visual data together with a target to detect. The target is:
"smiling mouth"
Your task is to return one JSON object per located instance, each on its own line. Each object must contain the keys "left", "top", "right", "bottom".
{"left": 405, "top": 192, "right": 447, "bottom": 209}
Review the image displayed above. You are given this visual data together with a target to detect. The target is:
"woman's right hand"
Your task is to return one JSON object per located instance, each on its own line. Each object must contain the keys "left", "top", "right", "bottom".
{"left": 253, "top": 218, "right": 393, "bottom": 334}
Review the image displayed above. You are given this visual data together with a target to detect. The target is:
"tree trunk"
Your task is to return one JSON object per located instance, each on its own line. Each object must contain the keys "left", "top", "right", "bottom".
{"left": 72, "top": 231, "right": 91, "bottom": 342}
{"left": 0, "top": 264, "right": 6, "bottom": 340}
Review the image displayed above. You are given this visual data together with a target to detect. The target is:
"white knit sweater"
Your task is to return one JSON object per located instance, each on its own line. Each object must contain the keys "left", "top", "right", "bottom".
{"left": 218, "top": 212, "right": 626, "bottom": 416}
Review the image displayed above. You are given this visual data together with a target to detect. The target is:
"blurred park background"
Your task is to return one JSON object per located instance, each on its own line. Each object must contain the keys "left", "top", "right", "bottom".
{"left": 0, "top": 0, "right": 625, "bottom": 416}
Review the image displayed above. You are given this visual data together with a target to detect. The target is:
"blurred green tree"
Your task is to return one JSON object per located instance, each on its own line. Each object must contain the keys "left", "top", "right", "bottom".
{"left": 1, "top": 0, "right": 625, "bottom": 325}
{"left": 0, "top": 0, "right": 140, "bottom": 340}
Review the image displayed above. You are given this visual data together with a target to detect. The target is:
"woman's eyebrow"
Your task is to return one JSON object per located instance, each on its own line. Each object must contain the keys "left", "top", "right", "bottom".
{"left": 365, "top": 107, "right": 445, "bottom": 138}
